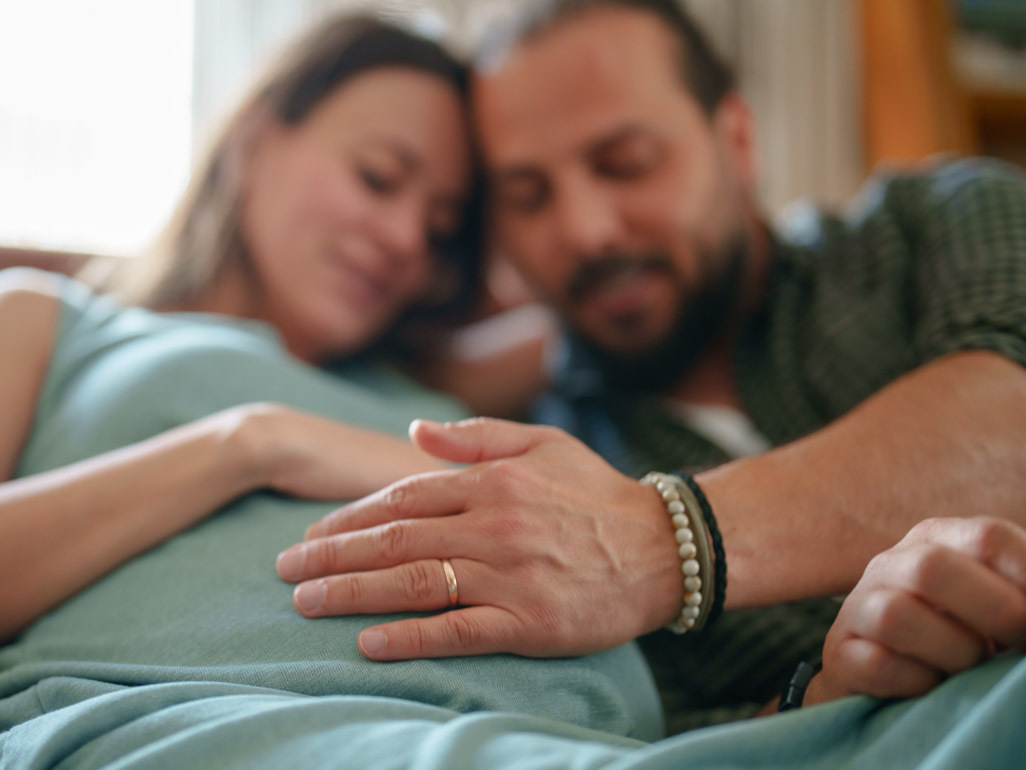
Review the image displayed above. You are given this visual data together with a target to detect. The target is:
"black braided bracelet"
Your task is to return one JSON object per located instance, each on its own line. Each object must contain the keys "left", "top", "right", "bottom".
{"left": 681, "top": 474, "right": 727, "bottom": 625}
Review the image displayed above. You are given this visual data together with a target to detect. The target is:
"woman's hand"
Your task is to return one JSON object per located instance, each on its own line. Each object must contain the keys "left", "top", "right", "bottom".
{"left": 806, "top": 517, "right": 1026, "bottom": 705}
{"left": 235, "top": 403, "right": 449, "bottom": 502}
{"left": 275, "top": 417, "right": 683, "bottom": 659}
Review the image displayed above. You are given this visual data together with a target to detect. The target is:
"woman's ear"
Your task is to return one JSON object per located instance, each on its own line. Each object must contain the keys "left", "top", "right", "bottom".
{"left": 712, "top": 93, "right": 759, "bottom": 195}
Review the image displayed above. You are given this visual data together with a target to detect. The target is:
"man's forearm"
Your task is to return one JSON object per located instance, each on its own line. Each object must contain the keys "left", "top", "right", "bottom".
{"left": 267, "top": 351, "right": 1026, "bottom": 660}
{"left": 700, "top": 350, "right": 1026, "bottom": 608}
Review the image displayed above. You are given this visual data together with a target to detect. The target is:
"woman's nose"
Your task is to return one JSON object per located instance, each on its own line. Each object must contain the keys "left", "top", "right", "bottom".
{"left": 380, "top": 199, "right": 431, "bottom": 269}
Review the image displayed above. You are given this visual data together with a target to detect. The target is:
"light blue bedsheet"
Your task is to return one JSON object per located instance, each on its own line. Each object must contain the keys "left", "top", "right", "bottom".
{"left": 4, "top": 655, "right": 1024, "bottom": 768}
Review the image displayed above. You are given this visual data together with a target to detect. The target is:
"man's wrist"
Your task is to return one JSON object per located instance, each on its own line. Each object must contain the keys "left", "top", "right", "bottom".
{"left": 640, "top": 472, "right": 724, "bottom": 634}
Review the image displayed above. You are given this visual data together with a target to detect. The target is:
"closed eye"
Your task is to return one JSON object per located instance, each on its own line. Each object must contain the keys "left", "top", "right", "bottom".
{"left": 358, "top": 165, "right": 401, "bottom": 195}
{"left": 591, "top": 131, "right": 662, "bottom": 180}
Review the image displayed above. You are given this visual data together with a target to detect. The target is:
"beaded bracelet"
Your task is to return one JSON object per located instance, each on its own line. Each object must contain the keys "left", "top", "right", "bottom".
{"left": 640, "top": 472, "right": 717, "bottom": 633}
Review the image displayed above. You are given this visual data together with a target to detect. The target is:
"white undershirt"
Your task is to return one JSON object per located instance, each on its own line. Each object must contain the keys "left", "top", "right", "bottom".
{"left": 663, "top": 401, "right": 772, "bottom": 460}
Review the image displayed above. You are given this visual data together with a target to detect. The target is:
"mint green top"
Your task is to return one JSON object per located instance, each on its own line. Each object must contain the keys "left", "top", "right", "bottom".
{"left": 0, "top": 275, "right": 663, "bottom": 745}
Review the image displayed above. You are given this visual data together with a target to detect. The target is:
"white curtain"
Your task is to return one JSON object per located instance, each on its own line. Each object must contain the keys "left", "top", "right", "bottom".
{"left": 191, "top": 0, "right": 468, "bottom": 151}
{"left": 684, "top": 0, "right": 863, "bottom": 213}
{"left": 192, "top": 0, "right": 864, "bottom": 214}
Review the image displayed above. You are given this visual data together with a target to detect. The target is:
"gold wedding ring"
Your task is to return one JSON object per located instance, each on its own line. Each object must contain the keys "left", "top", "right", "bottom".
{"left": 441, "top": 558, "right": 459, "bottom": 606}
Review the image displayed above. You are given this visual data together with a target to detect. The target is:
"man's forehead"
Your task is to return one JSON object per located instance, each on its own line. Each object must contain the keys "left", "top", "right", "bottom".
{"left": 473, "top": 6, "right": 689, "bottom": 167}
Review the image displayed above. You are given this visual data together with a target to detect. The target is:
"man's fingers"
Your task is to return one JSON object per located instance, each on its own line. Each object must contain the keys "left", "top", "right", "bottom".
{"left": 881, "top": 542, "right": 1026, "bottom": 650}
{"left": 357, "top": 606, "right": 524, "bottom": 660}
{"left": 409, "top": 417, "right": 561, "bottom": 464}
{"left": 847, "top": 587, "right": 989, "bottom": 674}
{"left": 304, "top": 468, "right": 471, "bottom": 540}
{"left": 832, "top": 637, "right": 944, "bottom": 698}
{"left": 305, "top": 418, "right": 573, "bottom": 541}
{"left": 901, "top": 517, "right": 1026, "bottom": 594}
{"left": 280, "top": 515, "right": 492, "bottom": 582}
{"left": 290, "top": 558, "right": 484, "bottom": 617}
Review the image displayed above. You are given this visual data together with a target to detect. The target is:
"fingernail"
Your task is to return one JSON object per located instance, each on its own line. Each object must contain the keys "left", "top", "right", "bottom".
{"left": 293, "top": 581, "right": 326, "bottom": 613}
{"left": 276, "top": 547, "right": 306, "bottom": 581}
{"left": 360, "top": 629, "right": 388, "bottom": 656}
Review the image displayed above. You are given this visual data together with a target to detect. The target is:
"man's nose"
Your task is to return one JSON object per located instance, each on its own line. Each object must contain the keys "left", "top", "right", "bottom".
{"left": 552, "top": 177, "right": 624, "bottom": 258}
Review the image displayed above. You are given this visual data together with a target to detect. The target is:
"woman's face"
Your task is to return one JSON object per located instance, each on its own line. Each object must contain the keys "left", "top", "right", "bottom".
{"left": 239, "top": 67, "right": 471, "bottom": 362}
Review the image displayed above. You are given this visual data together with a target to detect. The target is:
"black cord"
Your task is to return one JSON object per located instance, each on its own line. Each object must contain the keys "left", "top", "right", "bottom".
{"left": 682, "top": 474, "right": 727, "bottom": 625}
{"left": 778, "top": 657, "right": 824, "bottom": 711}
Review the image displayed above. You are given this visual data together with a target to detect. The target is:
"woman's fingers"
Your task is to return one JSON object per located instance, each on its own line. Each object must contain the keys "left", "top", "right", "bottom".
{"left": 290, "top": 557, "right": 484, "bottom": 617}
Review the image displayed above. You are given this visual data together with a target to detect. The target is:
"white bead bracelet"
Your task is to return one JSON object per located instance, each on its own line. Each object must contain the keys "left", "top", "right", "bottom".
{"left": 640, "top": 472, "right": 715, "bottom": 634}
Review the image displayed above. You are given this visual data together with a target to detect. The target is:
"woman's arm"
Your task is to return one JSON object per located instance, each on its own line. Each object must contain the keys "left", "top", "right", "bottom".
{"left": 1, "top": 403, "right": 448, "bottom": 642}
{"left": 0, "top": 274, "right": 263, "bottom": 639}
{"left": 0, "top": 273, "right": 446, "bottom": 641}
{"left": 0, "top": 410, "right": 266, "bottom": 640}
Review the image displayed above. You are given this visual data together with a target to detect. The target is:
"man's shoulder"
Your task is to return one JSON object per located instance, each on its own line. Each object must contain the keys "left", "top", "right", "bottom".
{"left": 849, "top": 156, "right": 1025, "bottom": 222}
{"left": 776, "top": 156, "right": 1025, "bottom": 259}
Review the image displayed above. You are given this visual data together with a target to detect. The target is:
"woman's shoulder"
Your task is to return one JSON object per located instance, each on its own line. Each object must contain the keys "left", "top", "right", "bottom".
{"left": 0, "top": 270, "right": 64, "bottom": 480}
{"left": 0, "top": 268, "right": 63, "bottom": 340}
{"left": 0, "top": 268, "right": 131, "bottom": 355}
{"left": 0, "top": 266, "right": 63, "bottom": 302}
{"left": 0, "top": 267, "right": 108, "bottom": 326}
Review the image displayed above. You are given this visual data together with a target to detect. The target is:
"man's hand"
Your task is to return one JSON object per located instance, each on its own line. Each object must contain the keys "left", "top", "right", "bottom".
{"left": 808, "top": 517, "right": 1026, "bottom": 704}
{"left": 275, "top": 418, "right": 683, "bottom": 660}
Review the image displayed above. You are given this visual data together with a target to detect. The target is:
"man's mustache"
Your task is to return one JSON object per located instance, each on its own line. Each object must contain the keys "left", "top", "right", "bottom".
{"left": 566, "top": 253, "right": 676, "bottom": 303}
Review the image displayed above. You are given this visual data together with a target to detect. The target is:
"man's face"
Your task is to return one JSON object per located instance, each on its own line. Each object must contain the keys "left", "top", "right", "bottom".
{"left": 473, "top": 6, "right": 757, "bottom": 360}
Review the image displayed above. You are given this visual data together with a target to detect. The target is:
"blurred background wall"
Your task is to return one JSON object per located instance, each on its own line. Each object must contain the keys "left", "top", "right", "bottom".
{"left": 2, "top": 0, "right": 1025, "bottom": 263}
{"left": 190, "top": 0, "right": 864, "bottom": 218}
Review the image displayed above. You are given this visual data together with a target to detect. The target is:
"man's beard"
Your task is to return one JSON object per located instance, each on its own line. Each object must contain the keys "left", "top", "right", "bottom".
{"left": 565, "top": 231, "right": 749, "bottom": 393}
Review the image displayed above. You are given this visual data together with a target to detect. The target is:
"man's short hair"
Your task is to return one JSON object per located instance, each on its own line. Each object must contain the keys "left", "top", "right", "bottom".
{"left": 475, "top": 0, "right": 736, "bottom": 115}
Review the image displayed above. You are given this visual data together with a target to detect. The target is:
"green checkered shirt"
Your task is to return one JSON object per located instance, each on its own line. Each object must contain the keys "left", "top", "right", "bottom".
{"left": 532, "top": 158, "right": 1026, "bottom": 733}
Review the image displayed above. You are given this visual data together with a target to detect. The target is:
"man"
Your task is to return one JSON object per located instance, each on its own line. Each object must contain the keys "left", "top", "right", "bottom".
{"left": 275, "top": 0, "right": 1026, "bottom": 731}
